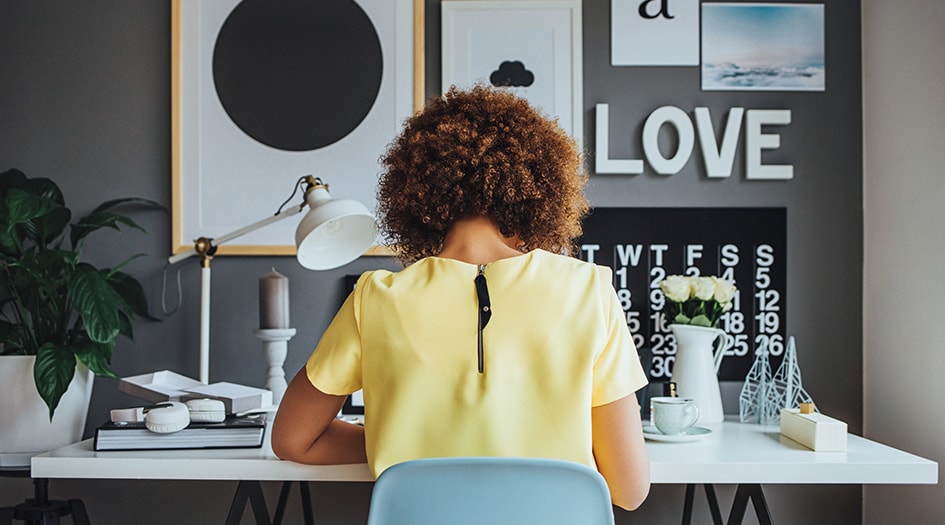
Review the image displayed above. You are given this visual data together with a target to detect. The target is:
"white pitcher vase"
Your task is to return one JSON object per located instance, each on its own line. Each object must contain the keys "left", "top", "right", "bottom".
{"left": 670, "top": 324, "right": 725, "bottom": 423}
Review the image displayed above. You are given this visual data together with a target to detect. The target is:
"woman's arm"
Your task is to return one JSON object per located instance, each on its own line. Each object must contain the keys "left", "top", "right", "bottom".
{"left": 592, "top": 393, "right": 651, "bottom": 510}
{"left": 270, "top": 368, "right": 367, "bottom": 465}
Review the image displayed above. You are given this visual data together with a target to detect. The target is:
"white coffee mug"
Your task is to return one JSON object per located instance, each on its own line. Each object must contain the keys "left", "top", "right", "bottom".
{"left": 651, "top": 397, "right": 700, "bottom": 435}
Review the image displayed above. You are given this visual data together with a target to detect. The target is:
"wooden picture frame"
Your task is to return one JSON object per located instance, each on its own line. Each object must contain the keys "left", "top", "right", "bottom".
{"left": 171, "top": 0, "right": 424, "bottom": 256}
{"left": 441, "top": 0, "right": 582, "bottom": 145}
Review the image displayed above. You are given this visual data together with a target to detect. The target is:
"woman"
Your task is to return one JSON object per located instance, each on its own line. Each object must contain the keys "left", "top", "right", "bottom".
{"left": 272, "top": 85, "right": 650, "bottom": 510}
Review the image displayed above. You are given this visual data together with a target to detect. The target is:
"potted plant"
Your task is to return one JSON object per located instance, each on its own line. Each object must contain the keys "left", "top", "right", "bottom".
{"left": 0, "top": 168, "right": 161, "bottom": 458}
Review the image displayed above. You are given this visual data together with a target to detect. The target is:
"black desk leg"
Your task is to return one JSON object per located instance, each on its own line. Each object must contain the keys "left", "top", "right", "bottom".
{"left": 682, "top": 484, "right": 695, "bottom": 524}
{"left": 225, "top": 481, "right": 271, "bottom": 525}
{"left": 273, "top": 482, "right": 292, "bottom": 524}
{"left": 727, "top": 484, "right": 773, "bottom": 525}
{"left": 272, "top": 482, "right": 314, "bottom": 525}
{"left": 682, "top": 484, "right": 724, "bottom": 525}
{"left": 298, "top": 482, "right": 314, "bottom": 525}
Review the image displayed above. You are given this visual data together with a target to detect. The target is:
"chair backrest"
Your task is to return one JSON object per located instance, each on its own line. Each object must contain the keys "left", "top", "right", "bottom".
{"left": 366, "top": 457, "right": 615, "bottom": 525}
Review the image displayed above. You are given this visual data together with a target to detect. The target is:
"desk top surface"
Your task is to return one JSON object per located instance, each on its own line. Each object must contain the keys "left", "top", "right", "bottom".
{"left": 32, "top": 419, "right": 937, "bottom": 485}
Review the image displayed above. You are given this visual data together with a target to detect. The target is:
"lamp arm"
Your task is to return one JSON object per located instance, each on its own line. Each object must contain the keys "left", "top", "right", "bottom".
{"left": 168, "top": 204, "right": 306, "bottom": 265}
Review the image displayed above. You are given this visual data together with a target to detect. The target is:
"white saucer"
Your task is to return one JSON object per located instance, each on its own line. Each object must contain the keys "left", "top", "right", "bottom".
{"left": 642, "top": 425, "right": 713, "bottom": 443}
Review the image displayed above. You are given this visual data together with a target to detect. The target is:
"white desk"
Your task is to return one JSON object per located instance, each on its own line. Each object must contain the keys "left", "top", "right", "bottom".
{"left": 31, "top": 419, "right": 937, "bottom": 524}
{"left": 32, "top": 419, "right": 937, "bottom": 484}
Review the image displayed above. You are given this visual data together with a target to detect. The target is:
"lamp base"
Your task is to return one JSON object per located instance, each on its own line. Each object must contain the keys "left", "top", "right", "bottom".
{"left": 253, "top": 328, "right": 297, "bottom": 406}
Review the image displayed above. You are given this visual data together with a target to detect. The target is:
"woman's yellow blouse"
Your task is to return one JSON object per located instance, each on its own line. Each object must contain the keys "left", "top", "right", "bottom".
{"left": 306, "top": 249, "right": 647, "bottom": 477}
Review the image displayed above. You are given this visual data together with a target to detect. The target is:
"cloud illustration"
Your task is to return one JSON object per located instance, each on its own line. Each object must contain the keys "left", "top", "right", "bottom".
{"left": 489, "top": 60, "right": 534, "bottom": 88}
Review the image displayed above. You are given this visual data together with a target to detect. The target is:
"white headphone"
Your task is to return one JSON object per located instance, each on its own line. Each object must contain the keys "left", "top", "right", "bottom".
{"left": 110, "top": 398, "right": 227, "bottom": 434}
{"left": 144, "top": 401, "right": 190, "bottom": 433}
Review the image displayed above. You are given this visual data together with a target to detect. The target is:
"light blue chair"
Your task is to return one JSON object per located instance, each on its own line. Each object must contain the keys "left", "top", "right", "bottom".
{"left": 366, "top": 457, "right": 615, "bottom": 525}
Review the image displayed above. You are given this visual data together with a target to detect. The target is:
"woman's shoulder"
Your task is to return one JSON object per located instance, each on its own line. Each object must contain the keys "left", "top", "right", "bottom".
{"left": 353, "top": 259, "right": 454, "bottom": 290}
{"left": 356, "top": 251, "right": 610, "bottom": 285}
{"left": 529, "top": 249, "right": 611, "bottom": 276}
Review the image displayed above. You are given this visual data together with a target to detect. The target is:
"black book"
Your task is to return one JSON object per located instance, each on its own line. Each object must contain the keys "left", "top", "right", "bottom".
{"left": 93, "top": 414, "right": 266, "bottom": 451}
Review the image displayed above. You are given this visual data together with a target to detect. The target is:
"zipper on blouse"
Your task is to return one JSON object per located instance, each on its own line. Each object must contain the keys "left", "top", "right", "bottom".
{"left": 474, "top": 264, "right": 492, "bottom": 374}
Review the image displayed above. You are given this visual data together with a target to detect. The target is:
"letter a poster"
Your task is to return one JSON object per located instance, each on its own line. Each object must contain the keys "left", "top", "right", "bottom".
{"left": 611, "top": 0, "right": 700, "bottom": 66}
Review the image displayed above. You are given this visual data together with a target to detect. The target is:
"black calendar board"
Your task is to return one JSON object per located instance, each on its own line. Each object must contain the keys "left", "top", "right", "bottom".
{"left": 576, "top": 208, "right": 787, "bottom": 382}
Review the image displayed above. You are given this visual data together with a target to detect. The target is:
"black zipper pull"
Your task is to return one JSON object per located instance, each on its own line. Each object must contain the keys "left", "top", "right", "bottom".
{"left": 475, "top": 264, "right": 492, "bottom": 374}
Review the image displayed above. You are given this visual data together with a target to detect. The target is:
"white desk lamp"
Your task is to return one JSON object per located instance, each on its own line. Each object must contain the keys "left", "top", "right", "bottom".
{"left": 168, "top": 175, "right": 375, "bottom": 385}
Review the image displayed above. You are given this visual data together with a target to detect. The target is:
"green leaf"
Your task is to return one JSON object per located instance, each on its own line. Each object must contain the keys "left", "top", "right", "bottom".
{"left": 67, "top": 263, "right": 121, "bottom": 344}
{"left": 20, "top": 177, "right": 66, "bottom": 205}
{"left": 690, "top": 314, "right": 713, "bottom": 327}
{"left": 15, "top": 250, "right": 74, "bottom": 339}
{"left": 70, "top": 197, "right": 165, "bottom": 249}
{"left": 108, "top": 270, "right": 157, "bottom": 321}
{"left": 103, "top": 253, "right": 145, "bottom": 277}
{"left": 5, "top": 188, "right": 65, "bottom": 228}
{"left": 70, "top": 211, "right": 144, "bottom": 248}
{"left": 117, "top": 309, "right": 135, "bottom": 339}
{"left": 24, "top": 207, "right": 71, "bottom": 247}
{"left": 70, "top": 197, "right": 167, "bottom": 246}
{"left": 34, "top": 342, "right": 77, "bottom": 420}
{"left": 0, "top": 168, "right": 29, "bottom": 193}
{"left": 0, "top": 229, "right": 18, "bottom": 255}
{"left": 0, "top": 320, "right": 25, "bottom": 354}
{"left": 73, "top": 340, "right": 118, "bottom": 378}
{"left": 673, "top": 312, "right": 691, "bottom": 324}
{"left": 3, "top": 186, "right": 71, "bottom": 248}
{"left": 90, "top": 197, "right": 165, "bottom": 215}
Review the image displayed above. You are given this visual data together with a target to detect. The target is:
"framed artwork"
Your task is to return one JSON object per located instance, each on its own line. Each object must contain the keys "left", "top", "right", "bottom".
{"left": 441, "top": 0, "right": 583, "bottom": 145}
{"left": 171, "top": 0, "right": 424, "bottom": 256}
{"left": 702, "top": 3, "right": 825, "bottom": 92}
{"left": 610, "top": 0, "right": 700, "bottom": 66}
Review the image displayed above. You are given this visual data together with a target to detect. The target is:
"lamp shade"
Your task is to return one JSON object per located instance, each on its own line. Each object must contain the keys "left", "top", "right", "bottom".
{"left": 295, "top": 185, "right": 376, "bottom": 270}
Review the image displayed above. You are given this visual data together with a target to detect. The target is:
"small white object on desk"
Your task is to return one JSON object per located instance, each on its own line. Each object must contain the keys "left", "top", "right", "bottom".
{"left": 118, "top": 370, "right": 204, "bottom": 402}
{"left": 186, "top": 398, "right": 227, "bottom": 423}
{"left": 780, "top": 403, "right": 848, "bottom": 451}
{"left": 182, "top": 382, "right": 273, "bottom": 415}
{"left": 259, "top": 269, "right": 290, "bottom": 329}
{"left": 253, "top": 327, "right": 296, "bottom": 405}
{"left": 642, "top": 425, "right": 713, "bottom": 443}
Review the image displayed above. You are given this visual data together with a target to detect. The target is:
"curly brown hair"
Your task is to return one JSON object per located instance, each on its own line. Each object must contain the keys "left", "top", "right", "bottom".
{"left": 377, "top": 85, "right": 589, "bottom": 264}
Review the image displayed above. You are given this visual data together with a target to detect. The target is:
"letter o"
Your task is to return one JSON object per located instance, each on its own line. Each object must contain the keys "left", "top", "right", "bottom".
{"left": 642, "top": 106, "right": 695, "bottom": 175}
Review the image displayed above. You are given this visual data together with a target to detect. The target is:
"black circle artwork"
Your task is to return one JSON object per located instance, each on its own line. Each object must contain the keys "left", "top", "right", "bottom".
{"left": 213, "top": 0, "right": 383, "bottom": 152}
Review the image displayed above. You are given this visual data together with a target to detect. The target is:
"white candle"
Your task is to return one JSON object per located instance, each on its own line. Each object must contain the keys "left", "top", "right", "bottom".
{"left": 259, "top": 268, "right": 289, "bottom": 329}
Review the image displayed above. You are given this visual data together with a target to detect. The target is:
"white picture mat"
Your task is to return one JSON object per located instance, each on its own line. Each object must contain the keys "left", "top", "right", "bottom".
{"left": 441, "top": 0, "right": 583, "bottom": 145}
{"left": 173, "top": 0, "right": 416, "bottom": 255}
{"left": 611, "top": 0, "right": 700, "bottom": 66}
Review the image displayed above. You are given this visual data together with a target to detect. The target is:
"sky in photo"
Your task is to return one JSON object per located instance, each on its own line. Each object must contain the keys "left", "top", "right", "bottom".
{"left": 702, "top": 3, "right": 825, "bottom": 90}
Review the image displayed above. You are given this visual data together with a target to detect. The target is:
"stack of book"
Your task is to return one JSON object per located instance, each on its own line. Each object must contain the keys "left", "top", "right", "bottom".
{"left": 93, "top": 414, "right": 266, "bottom": 451}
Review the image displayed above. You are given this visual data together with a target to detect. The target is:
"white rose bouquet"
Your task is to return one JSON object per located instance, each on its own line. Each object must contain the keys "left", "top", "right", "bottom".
{"left": 658, "top": 275, "right": 737, "bottom": 328}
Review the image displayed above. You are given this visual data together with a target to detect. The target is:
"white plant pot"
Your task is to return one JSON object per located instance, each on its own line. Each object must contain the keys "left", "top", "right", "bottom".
{"left": 0, "top": 355, "right": 93, "bottom": 467}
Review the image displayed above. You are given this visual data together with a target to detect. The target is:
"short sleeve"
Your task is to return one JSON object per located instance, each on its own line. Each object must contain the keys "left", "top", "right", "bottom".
{"left": 304, "top": 272, "right": 370, "bottom": 395}
{"left": 591, "top": 266, "right": 648, "bottom": 406}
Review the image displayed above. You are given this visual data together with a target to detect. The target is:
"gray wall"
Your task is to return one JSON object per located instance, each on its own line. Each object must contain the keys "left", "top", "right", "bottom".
{"left": 863, "top": 0, "right": 945, "bottom": 523}
{"left": 1, "top": 1, "right": 869, "bottom": 523}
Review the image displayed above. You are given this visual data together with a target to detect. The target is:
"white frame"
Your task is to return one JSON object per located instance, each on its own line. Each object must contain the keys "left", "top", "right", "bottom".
{"left": 171, "top": 0, "right": 423, "bottom": 256}
{"left": 441, "top": 0, "right": 583, "bottom": 145}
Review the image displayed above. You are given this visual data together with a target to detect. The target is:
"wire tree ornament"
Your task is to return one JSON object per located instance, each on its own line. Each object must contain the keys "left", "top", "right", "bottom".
{"left": 771, "top": 336, "right": 815, "bottom": 413}
{"left": 740, "top": 336, "right": 815, "bottom": 424}
{"left": 739, "top": 338, "right": 778, "bottom": 424}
